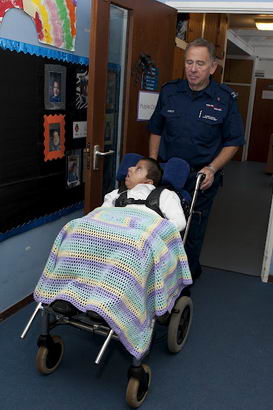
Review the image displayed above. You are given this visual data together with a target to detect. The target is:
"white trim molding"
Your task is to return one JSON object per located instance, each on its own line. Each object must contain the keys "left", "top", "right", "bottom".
{"left": 262, "top": 193, "right": 273, "bottom": 282}
{"left": 166, "top": 2, "right": 273, "bottom": 14}
{"left": 227, "top": 30, "right": 255, "bottom": 56}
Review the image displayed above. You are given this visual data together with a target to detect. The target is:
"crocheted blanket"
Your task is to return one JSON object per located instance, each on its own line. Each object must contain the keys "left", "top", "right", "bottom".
{"left": 34, "top": 207, "right": 192, "bottom": 359}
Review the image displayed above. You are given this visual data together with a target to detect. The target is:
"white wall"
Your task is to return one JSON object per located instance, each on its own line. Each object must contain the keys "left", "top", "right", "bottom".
{"left": 0, "top": 210, "right": 83, "bottom": 311}
{"left": 255, "top": 57, "right": 273, "bottom": 280}
{"left": 256, "top": 58, "right": 273, "bottom": 78}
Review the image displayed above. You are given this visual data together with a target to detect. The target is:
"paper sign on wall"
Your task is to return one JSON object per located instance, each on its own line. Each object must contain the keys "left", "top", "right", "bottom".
{"left": 262, "top": 90, "right": 273, "bottom": 100}
{"left": 73, "top": 121, "right": 87, "bottom": 139}
{"left": 137, "top": 91, "right": 159, "bottom": 121}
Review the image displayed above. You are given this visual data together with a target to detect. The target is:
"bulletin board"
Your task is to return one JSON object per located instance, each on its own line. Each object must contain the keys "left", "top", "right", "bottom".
{"left": 0, "top": 47, "right": 88, "bottom": 234}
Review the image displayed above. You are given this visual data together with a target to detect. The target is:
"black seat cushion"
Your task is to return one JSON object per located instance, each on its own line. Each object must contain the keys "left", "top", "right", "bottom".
{"left": 50, "top": 300, "right": 80, "bottom": 316}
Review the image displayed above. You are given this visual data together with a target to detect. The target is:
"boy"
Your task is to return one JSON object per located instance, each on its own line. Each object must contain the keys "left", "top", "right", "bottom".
{"left": 34, "top": 157, "right": 192, "bottom": 359}
{"left": 102, "top": 157, "right": 186, "bottom": 232}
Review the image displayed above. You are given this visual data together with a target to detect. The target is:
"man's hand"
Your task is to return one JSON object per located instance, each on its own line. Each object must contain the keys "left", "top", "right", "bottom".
{"left": 198, "top": 146, "right": 238, "bottom": 190}
{"left": 199, "top": 165, "right": 216, "bottom": 190}
{"left": 149, "top": 133, "right": 161, "bottom": 160}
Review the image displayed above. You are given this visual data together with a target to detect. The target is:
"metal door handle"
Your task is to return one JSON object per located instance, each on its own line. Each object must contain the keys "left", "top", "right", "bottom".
{"left": 93, "top": 144, "right": 115, "bottom": 170}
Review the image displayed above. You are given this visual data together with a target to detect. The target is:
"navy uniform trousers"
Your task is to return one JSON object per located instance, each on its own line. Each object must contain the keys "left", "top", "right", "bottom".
{"left": 183, "top": 170, "right": 223, "bottom": 280}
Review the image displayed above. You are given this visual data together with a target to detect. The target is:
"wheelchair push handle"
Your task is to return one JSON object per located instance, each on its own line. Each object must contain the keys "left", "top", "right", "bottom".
{"left": 191, "top": 172, "right": 206, "bottom": 204}
{"left": 182, "top": 172, "right": 205, "bottom": 245}
{"left": 195, "top": 172, "right": 206, "bottom": 191}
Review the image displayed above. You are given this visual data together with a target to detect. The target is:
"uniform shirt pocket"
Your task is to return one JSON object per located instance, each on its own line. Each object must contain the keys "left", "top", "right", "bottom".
{"left": 160, "top": 107, "right": 182, "bottom": 138}
{"left": 196, "top": 107, "right": 225, "bottom": 143}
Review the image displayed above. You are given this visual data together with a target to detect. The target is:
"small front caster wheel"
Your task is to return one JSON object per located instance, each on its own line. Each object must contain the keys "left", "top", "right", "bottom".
{"left": 126, "top": 364, "right": 151, "bottom": 408}
{"left": 36, "top": 335, "right": 64, "bottom": 374}
{"left": 168, "top": 296, "right": 193, "bottom": 353}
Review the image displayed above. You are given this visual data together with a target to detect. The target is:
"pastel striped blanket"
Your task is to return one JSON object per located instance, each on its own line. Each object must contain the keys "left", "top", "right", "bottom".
{"left": 34, "top": 206, "right": 192, "bottom": 359}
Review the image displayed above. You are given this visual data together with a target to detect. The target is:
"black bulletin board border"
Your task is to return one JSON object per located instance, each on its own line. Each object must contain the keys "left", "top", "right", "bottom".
{"left": 0, "top": 47, "right": 88, "bottom": 234}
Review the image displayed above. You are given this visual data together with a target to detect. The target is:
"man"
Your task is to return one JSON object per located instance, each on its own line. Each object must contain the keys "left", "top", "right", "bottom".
{"left": 149, "top": 38, "right": 245, "bottom": 280}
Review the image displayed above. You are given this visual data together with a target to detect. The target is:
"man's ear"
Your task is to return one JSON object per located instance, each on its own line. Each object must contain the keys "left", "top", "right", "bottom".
{"left": 146, "top": 179, "right": 154, "bottom": 185}
{"left": 210, "top": 61, "right": 218, "bottom": 75}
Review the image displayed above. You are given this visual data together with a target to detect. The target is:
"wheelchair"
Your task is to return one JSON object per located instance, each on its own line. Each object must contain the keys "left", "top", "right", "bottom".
{"left": 21, "top": 154, "right": 204, "bottom": 408}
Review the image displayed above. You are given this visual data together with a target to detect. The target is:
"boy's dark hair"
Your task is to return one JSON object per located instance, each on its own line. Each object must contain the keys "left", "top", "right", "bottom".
{"left": 142, "top": 157, "right": 163, "bottom": 187}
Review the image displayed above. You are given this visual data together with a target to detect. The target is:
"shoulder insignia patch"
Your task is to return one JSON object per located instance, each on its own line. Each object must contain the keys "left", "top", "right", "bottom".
{"left": 219, "top": 83, "right": 238, "bottom": 100}
{"left": 161, "top": 78, "right": 181, "bottom": 88}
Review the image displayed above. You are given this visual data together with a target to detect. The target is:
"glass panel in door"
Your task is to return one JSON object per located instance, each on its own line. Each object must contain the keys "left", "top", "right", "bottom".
{"left": 102, "top": 5, "right": 128, "bottom": 196}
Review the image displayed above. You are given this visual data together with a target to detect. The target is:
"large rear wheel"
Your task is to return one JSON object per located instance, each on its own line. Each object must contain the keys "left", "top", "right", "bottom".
{"left": 167, "top": 296, "right": 193, "bottom": 353}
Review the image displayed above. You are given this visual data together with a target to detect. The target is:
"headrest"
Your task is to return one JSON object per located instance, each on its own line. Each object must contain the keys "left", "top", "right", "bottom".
{"left": 161, "top": 157, "right": 190, "bottom": 190}
{"left": 116, "top": 153, "right": 190, "bottom": 190}
{"left": 116, "top": 153, "right": 144, "bottom": 181}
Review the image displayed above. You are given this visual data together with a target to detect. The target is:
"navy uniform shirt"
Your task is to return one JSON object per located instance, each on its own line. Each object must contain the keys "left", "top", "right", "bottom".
{"left": 149, "top": 79, "right": 245, "bottom": 168}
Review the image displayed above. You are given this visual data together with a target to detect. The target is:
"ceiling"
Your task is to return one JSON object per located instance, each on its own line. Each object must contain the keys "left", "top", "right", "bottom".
{"left": 227, "top": 14, "right": 273, "bottom": 56}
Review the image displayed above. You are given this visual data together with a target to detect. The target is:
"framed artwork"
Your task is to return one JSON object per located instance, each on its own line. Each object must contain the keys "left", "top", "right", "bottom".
{"left": 44, "top": 64, "right": 66, "bottom": 110}
{"left": 76, "top": 69, "right": 88, "bottom": 109}
{"left": 73, "top": 121, "right": 87, "bottom": 139}
{"left": 43, "top": 115, "right": 65, "bottom": 161}
{"left": 66, "top": 149, "right": 81, "bottom": 188}
{"left": 104, "top": 113, "right": 115, "bottom": 145}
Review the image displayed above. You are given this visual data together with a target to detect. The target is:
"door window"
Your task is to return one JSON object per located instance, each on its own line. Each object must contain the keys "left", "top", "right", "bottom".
{"left": 103, "top": 5, "right": 128, "bottom": 196}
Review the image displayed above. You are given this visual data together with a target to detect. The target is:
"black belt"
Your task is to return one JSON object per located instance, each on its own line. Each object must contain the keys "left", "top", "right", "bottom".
{"left": 189, "top": 166, "right": 205, "bottom": 173}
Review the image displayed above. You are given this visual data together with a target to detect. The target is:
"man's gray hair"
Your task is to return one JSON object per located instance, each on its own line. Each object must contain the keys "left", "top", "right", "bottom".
{"left": 185, "top": 38, "right": 216, "bottom": 61}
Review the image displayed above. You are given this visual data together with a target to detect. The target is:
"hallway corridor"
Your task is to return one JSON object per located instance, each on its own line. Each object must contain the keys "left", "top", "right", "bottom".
{"left": 201, "top": 160, "right": 272, "bottom": 276}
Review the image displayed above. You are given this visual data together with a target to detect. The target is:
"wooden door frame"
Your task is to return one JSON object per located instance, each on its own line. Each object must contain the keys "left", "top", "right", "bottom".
{"left": 84, "top": 0, "right": 133, "bottom": 213}
{"left": 248, "top": 78, "right": 273, "bottom": 162}
{"left": 85, "top": 0, "right": 110, "bottom": 213}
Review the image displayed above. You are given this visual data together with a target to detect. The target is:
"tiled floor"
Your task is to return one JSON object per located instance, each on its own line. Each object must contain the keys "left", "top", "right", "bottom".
{"left": 201, "top": 160, "right": 272, "bottom": 276}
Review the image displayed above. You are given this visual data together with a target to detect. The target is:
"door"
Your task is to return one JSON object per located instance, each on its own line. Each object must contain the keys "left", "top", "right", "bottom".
{"left": 84, "top": 0, "right": 176, "bottom": 214}
{"left": 248, "top": 78, "right": 273, "bottom": 162}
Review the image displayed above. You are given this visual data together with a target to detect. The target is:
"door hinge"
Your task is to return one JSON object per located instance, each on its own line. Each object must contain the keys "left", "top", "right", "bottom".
{"left": 84, "top": 143, "right": 91, "bottom": 170}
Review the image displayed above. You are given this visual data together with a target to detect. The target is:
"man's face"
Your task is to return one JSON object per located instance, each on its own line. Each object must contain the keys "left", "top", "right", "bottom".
{"left": 53, "top": 81, "right": 60, "bottom": 96}
{"left": 185, "top": 46, "right": 217, "bottom": 91}
{"left": 125, "top": 160, "right": 151, "bottom": 189}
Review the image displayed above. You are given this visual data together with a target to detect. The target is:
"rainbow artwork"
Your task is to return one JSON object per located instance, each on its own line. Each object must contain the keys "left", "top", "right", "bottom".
{"left": 0, "top": 0, "right": 77, "bottom": 51}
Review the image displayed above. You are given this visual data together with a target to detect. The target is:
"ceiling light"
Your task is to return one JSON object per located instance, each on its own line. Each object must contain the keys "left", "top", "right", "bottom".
{"left": 255, "top": 19, "right": 273, "bottom": 30}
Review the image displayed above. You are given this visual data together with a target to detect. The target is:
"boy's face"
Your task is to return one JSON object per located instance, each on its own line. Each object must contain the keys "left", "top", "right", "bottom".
{"left": 125, "top": 160, "right": 152, "bottom": 189}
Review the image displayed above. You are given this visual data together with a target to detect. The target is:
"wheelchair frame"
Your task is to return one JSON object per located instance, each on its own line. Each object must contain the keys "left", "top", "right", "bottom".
{"left": 21, "top": 172, "right": 204, "bottom": 408}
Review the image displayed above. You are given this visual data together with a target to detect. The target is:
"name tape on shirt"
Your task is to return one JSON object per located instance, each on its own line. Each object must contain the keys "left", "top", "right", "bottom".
{"left": 199, "top": 110, "right": 217, "bottom": 122}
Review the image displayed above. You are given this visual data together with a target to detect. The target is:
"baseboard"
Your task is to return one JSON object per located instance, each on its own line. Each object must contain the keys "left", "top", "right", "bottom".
{"left": 0, "top": 293, "right": 34, "bottom": 322}
{"left": 268, "top": 275, "right": 273, "bottom": 283}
